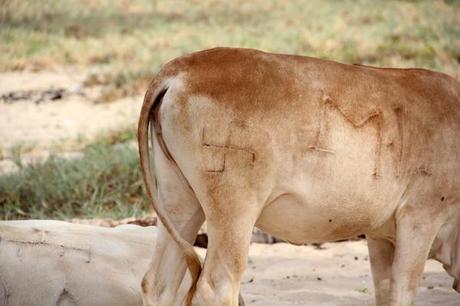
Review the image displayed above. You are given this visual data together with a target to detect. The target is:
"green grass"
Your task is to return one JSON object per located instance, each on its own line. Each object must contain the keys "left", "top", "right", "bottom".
{"left": 0, "top": 142, "right": 149, "bottom": 220}
{"left": 1, "top": 0, "right": 459, "bottom": 101}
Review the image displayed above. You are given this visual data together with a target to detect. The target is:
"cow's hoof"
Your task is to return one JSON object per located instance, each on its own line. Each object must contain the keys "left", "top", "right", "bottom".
{"left": 238, "top": 293, "right": 245, "bottom": 306}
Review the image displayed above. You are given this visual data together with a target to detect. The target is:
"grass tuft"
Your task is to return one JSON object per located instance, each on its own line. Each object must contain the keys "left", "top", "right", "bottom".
{"left": 0, "top": 142, "right": 149, "bottom": 220}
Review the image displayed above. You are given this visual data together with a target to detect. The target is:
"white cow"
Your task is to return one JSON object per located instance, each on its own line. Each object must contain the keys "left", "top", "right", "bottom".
{"left": 138, "top": 47, "right": 460, "bottom": 306}
{"left": 0, "top": 220, "right": 179, "bottom": 306}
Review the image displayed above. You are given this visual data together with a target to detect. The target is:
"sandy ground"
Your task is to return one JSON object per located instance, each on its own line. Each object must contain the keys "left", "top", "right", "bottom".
{"left": 234, "top": 241, "right": 459, "bottom": 306}
{"left": 0, "top": 70, "right": 143, "bottom": 173}
{"left": 0, "top": 70, "right": 142, "bottom": 151}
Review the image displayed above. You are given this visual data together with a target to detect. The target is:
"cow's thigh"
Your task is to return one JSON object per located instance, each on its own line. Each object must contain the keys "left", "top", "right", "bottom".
{"left": 142, "top": 140, "right": 205, "bottom": 306}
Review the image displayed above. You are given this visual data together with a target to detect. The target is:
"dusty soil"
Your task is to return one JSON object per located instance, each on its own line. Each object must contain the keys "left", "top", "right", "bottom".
{"left": 236, "top": 241, "right": 459, "bottom": 306}
{"left": 0, "top": 71, "right": 142, "bottom": 148}
{"left": 0, "top": 70, "right": 142, "bottom": 173}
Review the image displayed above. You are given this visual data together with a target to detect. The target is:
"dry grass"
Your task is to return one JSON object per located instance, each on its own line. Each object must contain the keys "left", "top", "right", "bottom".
{"left": 0, "top": 141, "right": 147, "bottom": 220}
{"left": 1, "top": 0, "right": 459, "bottom": 101}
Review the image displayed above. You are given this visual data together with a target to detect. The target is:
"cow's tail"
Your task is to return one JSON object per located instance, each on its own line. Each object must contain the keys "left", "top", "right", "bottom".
{"left": 138, "top": 77, "right": 201, "bottom": 306}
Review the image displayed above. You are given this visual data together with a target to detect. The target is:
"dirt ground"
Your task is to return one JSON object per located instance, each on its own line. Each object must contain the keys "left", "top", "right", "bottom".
{"left": 0, "top": 70, "right": 142, "bottom": 173}
{"left": 0, "top": 71, "right": 141, "bottom": 149}
{"left": 237, "top": 241, "right": 458, "bottom": 306}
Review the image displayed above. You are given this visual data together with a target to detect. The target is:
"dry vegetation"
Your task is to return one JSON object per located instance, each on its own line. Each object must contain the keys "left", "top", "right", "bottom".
{"left": 0, "top": 0, "right": 459, "bottom": 220}
{"left": 1, "top": 0, "right": 459, "bottom": 101}
{"left": 0, "top": 140, "right": 148, "bottom": 220}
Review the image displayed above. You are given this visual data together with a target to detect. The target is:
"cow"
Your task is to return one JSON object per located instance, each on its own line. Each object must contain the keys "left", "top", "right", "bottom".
{"left": 0, "top": 220, "right": 160, "bottom": 306}
{"left": 138, "top": 47, "right": 460, "bottom": 306}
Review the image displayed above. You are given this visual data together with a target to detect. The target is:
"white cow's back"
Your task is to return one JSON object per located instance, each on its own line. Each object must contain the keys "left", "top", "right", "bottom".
{"left": 0, "top": 220, "right": 156, "bottom": 306}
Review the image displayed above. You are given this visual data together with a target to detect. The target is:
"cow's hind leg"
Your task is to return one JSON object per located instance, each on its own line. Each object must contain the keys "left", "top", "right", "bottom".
{"left": 390, "top": 207, "right": 443, "bottom": 306}
{"left": 193, "top": 197, "right": 260, "bottom": 306}
{"left": 367, "top": 237, "right": 394, "bottom": 306}
{"left": 195, "top": 216, "right": 255, "bottom": 306}
{"left": 142, "top": 142, "right": 205, "bottom": 306}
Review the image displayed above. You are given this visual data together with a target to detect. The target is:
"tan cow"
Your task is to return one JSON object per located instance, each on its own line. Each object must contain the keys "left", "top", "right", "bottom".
{"left": 138, "top": 47, "right": 460, "bottom": 306}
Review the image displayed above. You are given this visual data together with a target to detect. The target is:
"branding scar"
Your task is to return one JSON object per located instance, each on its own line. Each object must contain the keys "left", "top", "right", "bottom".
{"left": 201, "top": 127, "right": 256, "bottom": 173}
{"left": 310, "top": 92, "right": 383, "bottom": 177}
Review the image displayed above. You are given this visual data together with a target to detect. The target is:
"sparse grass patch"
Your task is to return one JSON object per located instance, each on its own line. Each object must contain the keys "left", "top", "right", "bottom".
{"left": 40, "top": 126, "right": 138, "bottom": 154}
{"left": 92, "top": 69, "right": 151, "bottom": 103}
{"left": 89, "top": 127, "right": 137, "bottom": 147}
{"left": 0, "top": 142, "right": 149, "bottom": 220}
{"left": 8, "top": 142, "right": 37, "bottom": 168}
